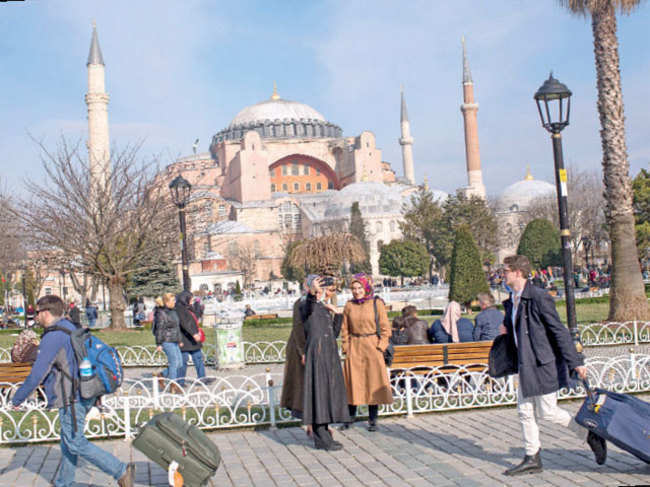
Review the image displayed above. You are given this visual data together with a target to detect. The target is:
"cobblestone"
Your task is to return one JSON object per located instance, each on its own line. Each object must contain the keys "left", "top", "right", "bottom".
{"left": 0, "top": 396, "right": 648, "bottom": 486}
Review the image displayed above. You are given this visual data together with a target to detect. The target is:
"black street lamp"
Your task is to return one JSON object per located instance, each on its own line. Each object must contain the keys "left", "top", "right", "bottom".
{"left": 534, "top": 72, "right": 581, "bottom": 351}
{"left": 169, "top": 175, "right": 192, "bottom": 292}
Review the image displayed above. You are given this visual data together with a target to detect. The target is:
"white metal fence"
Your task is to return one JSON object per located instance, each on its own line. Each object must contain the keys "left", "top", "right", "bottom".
{"left": 0, "top": 353, "right": 646, "bottom": 445}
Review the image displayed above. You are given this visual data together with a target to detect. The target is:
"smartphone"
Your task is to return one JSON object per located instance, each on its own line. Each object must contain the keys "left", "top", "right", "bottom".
{"left": 321, "top": 276, "right": 335, "bottom": 287}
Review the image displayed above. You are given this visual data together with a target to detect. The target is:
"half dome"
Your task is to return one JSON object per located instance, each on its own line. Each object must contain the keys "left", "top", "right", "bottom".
{"left": 497, "top": 178, "right": 555, "bottom": 212}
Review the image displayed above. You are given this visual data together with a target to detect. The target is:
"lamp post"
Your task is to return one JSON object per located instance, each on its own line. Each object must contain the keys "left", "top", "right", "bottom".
{"left": 534, "top": 72, "right": 580, "bottom": 350}
{"left": 169, "top": 175, "right": 192, "bottom": 292}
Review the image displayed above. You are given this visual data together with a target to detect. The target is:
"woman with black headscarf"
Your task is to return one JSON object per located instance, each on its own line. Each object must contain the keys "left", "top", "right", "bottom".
{"left": 175, "top": 290, "right": 205, "bottom": 386}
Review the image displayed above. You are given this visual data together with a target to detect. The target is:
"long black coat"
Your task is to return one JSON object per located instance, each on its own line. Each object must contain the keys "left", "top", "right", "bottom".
{"left": 503, "top": 281, "right": 583, "bottom": 398}
{"left": 176, "top": 291, "right": 201, "bottom": 352}
{"left": 302, "top": 295, "right": 350, "bottom": 426}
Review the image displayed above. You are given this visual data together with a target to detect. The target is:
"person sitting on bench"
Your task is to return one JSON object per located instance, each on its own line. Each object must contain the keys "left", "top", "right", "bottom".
{"left": 428, "top": 301, "right": 474, "bottom": 343}
{"left": 401, "top": 305, "right": 429, "bottom": 344}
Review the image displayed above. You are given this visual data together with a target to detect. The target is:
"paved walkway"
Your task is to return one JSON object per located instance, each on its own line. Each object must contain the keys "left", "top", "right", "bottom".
{"left": 0, "top": 397, "right": 648, "bottom": 487}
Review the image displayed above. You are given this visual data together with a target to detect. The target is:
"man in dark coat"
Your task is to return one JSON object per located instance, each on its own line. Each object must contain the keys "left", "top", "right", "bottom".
{"left": 500, "top": 255, "right": 606, "bottom": 476}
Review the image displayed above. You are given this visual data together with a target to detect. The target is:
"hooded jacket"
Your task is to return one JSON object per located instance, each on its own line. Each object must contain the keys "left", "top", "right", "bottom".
{"left": 176, "top": 291, "right": 201, "bottom": 352}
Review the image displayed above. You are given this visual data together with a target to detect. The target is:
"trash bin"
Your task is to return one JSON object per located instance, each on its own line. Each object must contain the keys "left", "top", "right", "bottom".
{"left": 214, "top": 312, "right": 245, "bottom": 370}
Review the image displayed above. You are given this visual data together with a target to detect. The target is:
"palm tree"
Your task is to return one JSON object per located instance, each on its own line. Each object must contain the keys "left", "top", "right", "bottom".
{"left": 560, "top": 0, "right": 648, "bottom": 320}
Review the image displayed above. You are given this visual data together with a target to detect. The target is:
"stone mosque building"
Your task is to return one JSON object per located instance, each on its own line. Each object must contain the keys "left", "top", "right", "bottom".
{"left": 85, "top": 26, "right": 555, "bottom": 293}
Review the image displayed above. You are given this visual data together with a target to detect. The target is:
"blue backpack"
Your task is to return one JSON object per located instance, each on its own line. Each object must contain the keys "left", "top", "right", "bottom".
{"left": 47, "top": 325, "right": 123, "bottom": 399}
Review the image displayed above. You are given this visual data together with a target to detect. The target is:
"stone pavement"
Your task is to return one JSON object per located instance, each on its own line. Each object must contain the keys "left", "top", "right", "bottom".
{"left": 0, "top": 397, "right": 648, "bottom": 487}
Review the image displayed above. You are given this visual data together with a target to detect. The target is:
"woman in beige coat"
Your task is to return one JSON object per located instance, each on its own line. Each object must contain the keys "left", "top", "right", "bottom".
{"left": 341, "top": 273, "right": 392, "bottom": 431}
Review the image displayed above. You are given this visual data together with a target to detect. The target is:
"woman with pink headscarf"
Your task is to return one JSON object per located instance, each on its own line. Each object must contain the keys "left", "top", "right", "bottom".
{"left": 428, "top": 301, "right": 475, "bottom": 343}
{"left": 340, "top": 273, "right": 392, "bottom": 432}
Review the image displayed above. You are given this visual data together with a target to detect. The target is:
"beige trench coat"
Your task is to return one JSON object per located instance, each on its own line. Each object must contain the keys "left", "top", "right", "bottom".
{"left": 341, "top": 298, "right": 393, "bottom": 405}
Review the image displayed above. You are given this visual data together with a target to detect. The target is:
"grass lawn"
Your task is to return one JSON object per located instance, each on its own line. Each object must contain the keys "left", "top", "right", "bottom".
{"left": 0, "top": 299, "right": 615, "bottom": 350}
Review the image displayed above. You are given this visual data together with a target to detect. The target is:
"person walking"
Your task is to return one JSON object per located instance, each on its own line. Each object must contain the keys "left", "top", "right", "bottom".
{"left": 175, "top": 291, "right": 205, "bottom": 386}
{"left": 11, "top": 295, "right": 134, "bottom": 487}
{"left": 85, "top": 299, "right": 98, "bottom": 329}
{"left": 302, "top": 276, "right": 349, "bottom": 450}
{"left": 499, "top": 255, "right": 606, "bottom": 476}
{"left": 67, "top": 302, "right": 81, "bottom": 327}
{"left": 340, "top": 273, "right": 392, "bottom": 431}
{"left": 473, "top": 292, "right": 503, "bottom": 341}
{"left": 154, "top": 293, "right": 183, "bottom": 393}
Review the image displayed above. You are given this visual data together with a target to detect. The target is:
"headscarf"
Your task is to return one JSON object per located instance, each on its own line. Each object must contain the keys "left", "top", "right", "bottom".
{"left": 350, "top": 273, "right": 374, "bottom": 304}
{"left": 175, "top": 290, "right": 193, "bottom": 308}
{"left": 304, "top": 274, "right": 319, "bottom": 294}
{"left": 441, "top": 301, "right": 461, "bottom": 343}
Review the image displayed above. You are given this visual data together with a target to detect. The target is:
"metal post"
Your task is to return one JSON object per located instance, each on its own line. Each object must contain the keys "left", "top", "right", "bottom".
{"left": 21, "top": 270, "right": 27, "bottom": 327}
{"left": 551, "top": 133, "right": 581, "bottom": 350}
{"left": 179, "top": 207, "right": 191, "bottom": 292}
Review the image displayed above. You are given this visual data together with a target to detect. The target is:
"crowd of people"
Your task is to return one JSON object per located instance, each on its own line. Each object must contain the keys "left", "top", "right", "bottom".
{"left": 391, "top": 292, "right": 504, "bottom": 346}
{"left": 277, "top": 255, "right": 608, "bottom": 476}
{"left": 4, "top": 253, "right": 614, "bottom": 484}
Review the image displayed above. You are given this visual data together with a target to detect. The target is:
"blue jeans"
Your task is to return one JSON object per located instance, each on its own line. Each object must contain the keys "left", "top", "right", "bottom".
{"left": 178, "top": 349, "right": 205, "bottom": 386}
{"left": 161, "top": 342, "right": 183, "bottom": 380}
{"left": 56, "top": 398, "right": 126, "bottom": 487}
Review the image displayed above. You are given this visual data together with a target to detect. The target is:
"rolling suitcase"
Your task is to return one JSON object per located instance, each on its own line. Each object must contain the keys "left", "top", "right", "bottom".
{"left": 133, "top": 412, "right": 221, "bottom": 486}
{"left": 575, "top": 380, "right": 650, "bottom": 463}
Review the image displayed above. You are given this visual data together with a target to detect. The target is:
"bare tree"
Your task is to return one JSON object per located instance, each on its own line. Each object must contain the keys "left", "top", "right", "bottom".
{"left": 0, "top": 188, "right": 26, "bottom": 280}
{"left": 233, "top": 243, "right": 258, "bottom": 288}
{"left": 524, "top": 167, "right": 607, "bottom": 262}
{"left": 14, "top": 139, "right": 176, "bottom": 329}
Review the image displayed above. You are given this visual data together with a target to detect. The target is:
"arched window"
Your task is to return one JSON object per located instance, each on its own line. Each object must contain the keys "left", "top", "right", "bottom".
{"left": 389, "top": 220, "right": 396, "bottom": 232}
{"left": 293, "top": 182, "right": 300, "bottom": 192}
{"left": 376, "top": 221, "right": 383, "bottom": 233}
{"left": 271, "top": 183, "right": 276, "bottom": 192}
{"left": 316, "top": 182, "right": 322, "bottom": 191}
{"left": 306, "top": 182, "right": 312, "bottom": 191}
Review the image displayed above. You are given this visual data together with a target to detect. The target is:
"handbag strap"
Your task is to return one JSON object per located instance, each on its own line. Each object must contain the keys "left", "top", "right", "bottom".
{"left": 373, "top": 297, "right": 381, "bottom": 338}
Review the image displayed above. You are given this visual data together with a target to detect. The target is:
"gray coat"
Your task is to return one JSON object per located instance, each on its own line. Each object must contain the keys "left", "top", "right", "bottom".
{"left": 503, "top": 282, "right": 583, "bottom": 398}
{"left": 473, "top": 308, "right": 504, "bottom": 341}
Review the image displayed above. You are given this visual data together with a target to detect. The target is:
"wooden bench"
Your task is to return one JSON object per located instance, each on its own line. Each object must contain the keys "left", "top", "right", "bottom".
{"left": 390, "top": 341, "right": 493, "bottom": 375}
{"left": 244, "top": 313, "right": 279, "bottom": 321}
{"left": 0, "top": 362, "right": 33, "bottom": 385}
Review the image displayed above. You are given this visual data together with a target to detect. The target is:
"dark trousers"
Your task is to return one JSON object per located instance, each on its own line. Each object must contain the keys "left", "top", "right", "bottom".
{"left": 313, "top": 424, "right": 333, "bottom": 449}
{"left": 348, "top": 405, "right": 378, "bottom": 424}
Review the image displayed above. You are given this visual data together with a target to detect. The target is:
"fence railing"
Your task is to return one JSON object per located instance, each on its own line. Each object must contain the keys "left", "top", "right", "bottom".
{"left": 0, "top": 353, "right": 646, "bottom": 445}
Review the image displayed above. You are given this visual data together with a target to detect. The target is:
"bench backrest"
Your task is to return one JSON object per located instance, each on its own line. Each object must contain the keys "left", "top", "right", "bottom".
{"left": 0, "top": 362, "right": 32, "bottom": 384}
{"left": 390, "top": 341, "right": 493, "bottom": 370}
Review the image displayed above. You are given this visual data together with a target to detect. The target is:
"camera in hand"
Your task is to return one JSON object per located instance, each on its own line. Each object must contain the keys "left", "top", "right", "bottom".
{"left": 321, "top": 276, "right": 335, "bottom": 287}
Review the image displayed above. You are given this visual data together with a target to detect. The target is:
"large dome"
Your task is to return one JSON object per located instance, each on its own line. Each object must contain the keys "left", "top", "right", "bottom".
{"left": 229, "top": 99, "right": 326, "bottom": 127}
{"left": 211, "top": 88, "right": 343, "bottom": 144}
{"left": 497, "top": 175, "right": 555, "bottom": 212}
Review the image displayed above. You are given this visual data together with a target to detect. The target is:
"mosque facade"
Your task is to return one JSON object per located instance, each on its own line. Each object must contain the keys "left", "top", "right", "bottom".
{"left": 85, "top": 27, "right": 557, "bottom": 293}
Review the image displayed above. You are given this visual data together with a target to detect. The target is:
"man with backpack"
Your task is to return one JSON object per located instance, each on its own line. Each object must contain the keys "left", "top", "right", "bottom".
{"left": 11, "top": 295, "right": 134, "bottom": 487}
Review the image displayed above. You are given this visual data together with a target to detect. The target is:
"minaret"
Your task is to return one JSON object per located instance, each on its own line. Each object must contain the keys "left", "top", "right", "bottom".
{"left": 460, "top": 37, "right": 486, "bottom": 199}
{"left": 85, "top": 22, "right": 110, "bottom": 189}
{"left": 399, "top": 86, "right": 415, "bottom": 185}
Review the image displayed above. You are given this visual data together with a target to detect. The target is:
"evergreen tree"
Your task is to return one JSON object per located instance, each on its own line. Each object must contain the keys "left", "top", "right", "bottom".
{"left": 517, "top": 219, "right": 562, "bottom": 269}
{"left": 127, "top": 259, "right": 181, "bottom": 298}
{"left": 234, "top": 280, "right": 242, "bottom": 296}
{"left": 378, "top": 240, "right": 428, "bottom": 286}
{"left": 349, "top": 202, "right": 372, "bottom": 274}
{"left": 448, "top": 226, "right": 489, "bottom": 306}
{"left": 400, "top": 185, "right": 443, "bottom": 278}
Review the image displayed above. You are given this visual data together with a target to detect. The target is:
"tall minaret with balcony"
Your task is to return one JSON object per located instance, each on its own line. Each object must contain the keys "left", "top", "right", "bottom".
{"left": 85, "top": 22, "right": 110, "bottom": 189}
{"left": 460, "top": 37, "right": 486, "bottom": 199}
{"left": 399, "top": 86, "right": 415, "bottom": 185}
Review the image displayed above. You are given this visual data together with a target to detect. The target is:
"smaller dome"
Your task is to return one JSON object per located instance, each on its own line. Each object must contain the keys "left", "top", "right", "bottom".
{"left": 498, "top": 177, "right": 555, "bottom": 212}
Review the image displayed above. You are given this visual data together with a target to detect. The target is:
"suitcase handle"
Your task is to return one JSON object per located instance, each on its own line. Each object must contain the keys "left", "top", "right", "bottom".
{"left": 581, "top": 379, "right": 597, "bottom": 403}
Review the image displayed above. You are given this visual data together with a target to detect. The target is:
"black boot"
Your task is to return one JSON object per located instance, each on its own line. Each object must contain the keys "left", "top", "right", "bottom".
{"left": 314, "top": 424, "right": 343, "bottom": 451}
{"left": 504, "top": 449, "right": 543, "bottom": 476}
{"left": 340, "top": 405, "right": 356, "bottom": 430}
{"left": 368, "top": 405, "right": 378, "bottom": 432}
{"left": 587, "top": 431, "right": 607, "bottom": 465}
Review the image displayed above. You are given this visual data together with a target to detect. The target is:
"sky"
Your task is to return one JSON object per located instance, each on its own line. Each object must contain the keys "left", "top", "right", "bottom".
{"left": 1, "top": 0, "right": 648, "bottom": 197}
